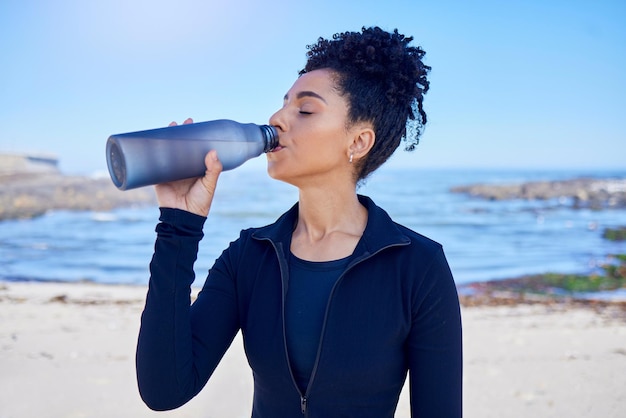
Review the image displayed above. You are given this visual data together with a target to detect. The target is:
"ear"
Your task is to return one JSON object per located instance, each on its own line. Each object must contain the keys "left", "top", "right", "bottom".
{"left": 348, "top": 126, "right": 375, "bottom": 162}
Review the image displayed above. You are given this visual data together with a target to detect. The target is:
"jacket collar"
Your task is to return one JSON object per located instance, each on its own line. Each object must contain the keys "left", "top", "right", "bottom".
{"left": 251, "top": 195, "right": 410, "bottom": 254}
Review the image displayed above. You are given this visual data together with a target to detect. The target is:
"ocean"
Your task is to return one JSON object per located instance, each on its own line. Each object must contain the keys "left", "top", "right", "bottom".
{"left": 1, "top": 167, "right": 625, "bottom": 287}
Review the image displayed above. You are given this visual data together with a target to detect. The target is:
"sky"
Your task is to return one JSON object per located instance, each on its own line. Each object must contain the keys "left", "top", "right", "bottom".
{"left": 1, "top": 0, "right": 624, "bottom": 175}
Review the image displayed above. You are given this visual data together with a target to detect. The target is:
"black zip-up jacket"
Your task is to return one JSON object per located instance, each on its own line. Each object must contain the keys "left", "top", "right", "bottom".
{"left": 136, "top": 195, "right": 462, "bottom": 417}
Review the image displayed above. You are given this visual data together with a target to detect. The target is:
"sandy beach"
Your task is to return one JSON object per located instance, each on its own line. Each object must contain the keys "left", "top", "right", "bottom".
{"left": 1, "top": 281, "right": 624, "bottom": 418}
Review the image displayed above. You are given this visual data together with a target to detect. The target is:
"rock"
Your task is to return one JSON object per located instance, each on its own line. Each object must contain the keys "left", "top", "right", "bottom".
{"left": 0, "top": 154, "right": 157, "bottom": 221}
{"left": 0, "top": 153, "right": 60, "bottom": 176}
{"left": 451, "top": 177, "right": 626, "bottom": 209}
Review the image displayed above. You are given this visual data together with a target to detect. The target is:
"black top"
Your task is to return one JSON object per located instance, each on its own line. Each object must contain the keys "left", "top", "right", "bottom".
{"left": 285, "top": 253, "right": 352, "bottom": 391}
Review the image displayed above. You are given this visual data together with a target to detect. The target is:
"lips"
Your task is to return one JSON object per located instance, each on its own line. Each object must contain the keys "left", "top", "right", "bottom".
{"left": 270, "top": 145, "right": 285, "bottom": 152}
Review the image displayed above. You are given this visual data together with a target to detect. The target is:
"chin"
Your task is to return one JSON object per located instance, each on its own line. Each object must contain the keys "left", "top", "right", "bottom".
{"left": 267, "top": 163, "right": 300, "bottom": 188}
{"left": 266, "top": 160, "right": 282, "bottom": 181}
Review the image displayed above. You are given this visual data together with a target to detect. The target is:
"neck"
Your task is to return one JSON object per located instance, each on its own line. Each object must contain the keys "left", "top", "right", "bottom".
{"left": 291, "top": 185, "right": 368, "bottom": 261}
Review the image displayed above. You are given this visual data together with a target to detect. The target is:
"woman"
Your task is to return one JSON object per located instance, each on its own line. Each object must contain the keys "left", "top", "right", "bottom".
{"left": 136, "top": 27, "right": 462, "bottom": 417}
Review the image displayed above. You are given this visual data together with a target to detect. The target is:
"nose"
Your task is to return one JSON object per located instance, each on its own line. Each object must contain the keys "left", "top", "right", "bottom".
{"left": 268, "top": 107, "right": 286, "bottom": 133}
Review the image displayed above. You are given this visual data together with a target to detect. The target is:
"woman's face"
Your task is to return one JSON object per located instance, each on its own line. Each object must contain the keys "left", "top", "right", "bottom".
{"left": 266, "top": 69, "right": 357, "bottom": 187}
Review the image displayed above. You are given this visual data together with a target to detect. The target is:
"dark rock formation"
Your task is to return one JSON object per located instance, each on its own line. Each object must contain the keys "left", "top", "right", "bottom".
{"left": 0, "top": 153, "right": 156, "bottom": 221}
{"left": 451, "top": 177, "right": 626, "bottom": 209}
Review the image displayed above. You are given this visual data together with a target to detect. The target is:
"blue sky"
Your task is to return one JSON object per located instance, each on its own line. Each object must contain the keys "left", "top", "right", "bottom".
{"left": 1, "top": 0, "right": 624, "bottom": 174}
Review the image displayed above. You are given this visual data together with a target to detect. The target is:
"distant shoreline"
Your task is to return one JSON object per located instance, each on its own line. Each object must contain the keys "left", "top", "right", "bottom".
{"left": 1, "top": 153, "right": 625, "bottom": 221}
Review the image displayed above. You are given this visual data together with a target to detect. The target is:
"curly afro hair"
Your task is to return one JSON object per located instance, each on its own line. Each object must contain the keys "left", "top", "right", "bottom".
{"left": 300, "top": 26, "right": 430, "bottom": 182}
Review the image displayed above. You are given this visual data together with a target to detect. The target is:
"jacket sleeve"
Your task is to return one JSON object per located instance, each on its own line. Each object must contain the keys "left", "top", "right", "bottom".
{"left": 135, "top": 208, "right": 240, "bottom": 411}
{"left": 408, "top": 247, "right": 463, "bottom": 417}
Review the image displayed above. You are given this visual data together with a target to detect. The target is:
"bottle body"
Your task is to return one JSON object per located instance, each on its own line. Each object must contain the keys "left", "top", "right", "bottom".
{"left": 106, "top": 119, "right": 278, "bottom": 190}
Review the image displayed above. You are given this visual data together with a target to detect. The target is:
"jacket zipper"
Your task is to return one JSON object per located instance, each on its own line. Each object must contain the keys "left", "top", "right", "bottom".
{"left": 268, "top": 240, "right": 309, "bottom": 416}
{"left": 300, "top": 396, "right": 307, "bottom": 414}
{"left": 267, "top": 238, "right": 409, "bottom": 416}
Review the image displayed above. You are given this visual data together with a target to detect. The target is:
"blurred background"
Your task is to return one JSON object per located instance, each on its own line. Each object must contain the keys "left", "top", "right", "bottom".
{"left": 1, "top": 3, "right": 625, "bottom": 417}
{"left": 0, "top": 0, "right": 625, "bottom": 288}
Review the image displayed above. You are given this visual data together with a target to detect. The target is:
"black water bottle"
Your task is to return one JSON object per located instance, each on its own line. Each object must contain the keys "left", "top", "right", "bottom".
{"left": 106, "top": 119, "right": 278, "bottom": 190}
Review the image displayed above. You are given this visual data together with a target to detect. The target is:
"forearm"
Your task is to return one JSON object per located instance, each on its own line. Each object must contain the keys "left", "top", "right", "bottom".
{"left": 136, "top": 208, "right": 206, "bottom": 410}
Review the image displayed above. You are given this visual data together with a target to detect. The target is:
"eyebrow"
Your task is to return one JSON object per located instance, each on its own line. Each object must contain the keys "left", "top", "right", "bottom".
{"left": 283, "top": 91, "right": 327, "bottom": 104}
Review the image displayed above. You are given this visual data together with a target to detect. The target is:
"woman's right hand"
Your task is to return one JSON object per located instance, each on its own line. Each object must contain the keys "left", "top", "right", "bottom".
{"left": 154, "top": 118, "right": 224, "bottom": 217}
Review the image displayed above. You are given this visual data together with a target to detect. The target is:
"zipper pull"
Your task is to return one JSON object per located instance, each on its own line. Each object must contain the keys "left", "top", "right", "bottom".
{"left": 300, "top": 396, "right": 307, "bottom": 414}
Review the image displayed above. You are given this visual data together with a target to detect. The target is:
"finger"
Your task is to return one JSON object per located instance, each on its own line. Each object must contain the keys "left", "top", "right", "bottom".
{"left": 183, "top": 118, "right": 194, "bottom": 125}
{"left": 168, "top": 121, "right": 178, "bottom": 127}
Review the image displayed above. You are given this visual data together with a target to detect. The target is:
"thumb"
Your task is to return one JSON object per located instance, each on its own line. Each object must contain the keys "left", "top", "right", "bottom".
{"left": 199, "top": 150, "right": 223, "bottom": 195}
{"left": 185, "top": 151, "right": 223, "bottom": 217}
{"left": 204, "top": 150, "right": 223, "bottom": 179}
